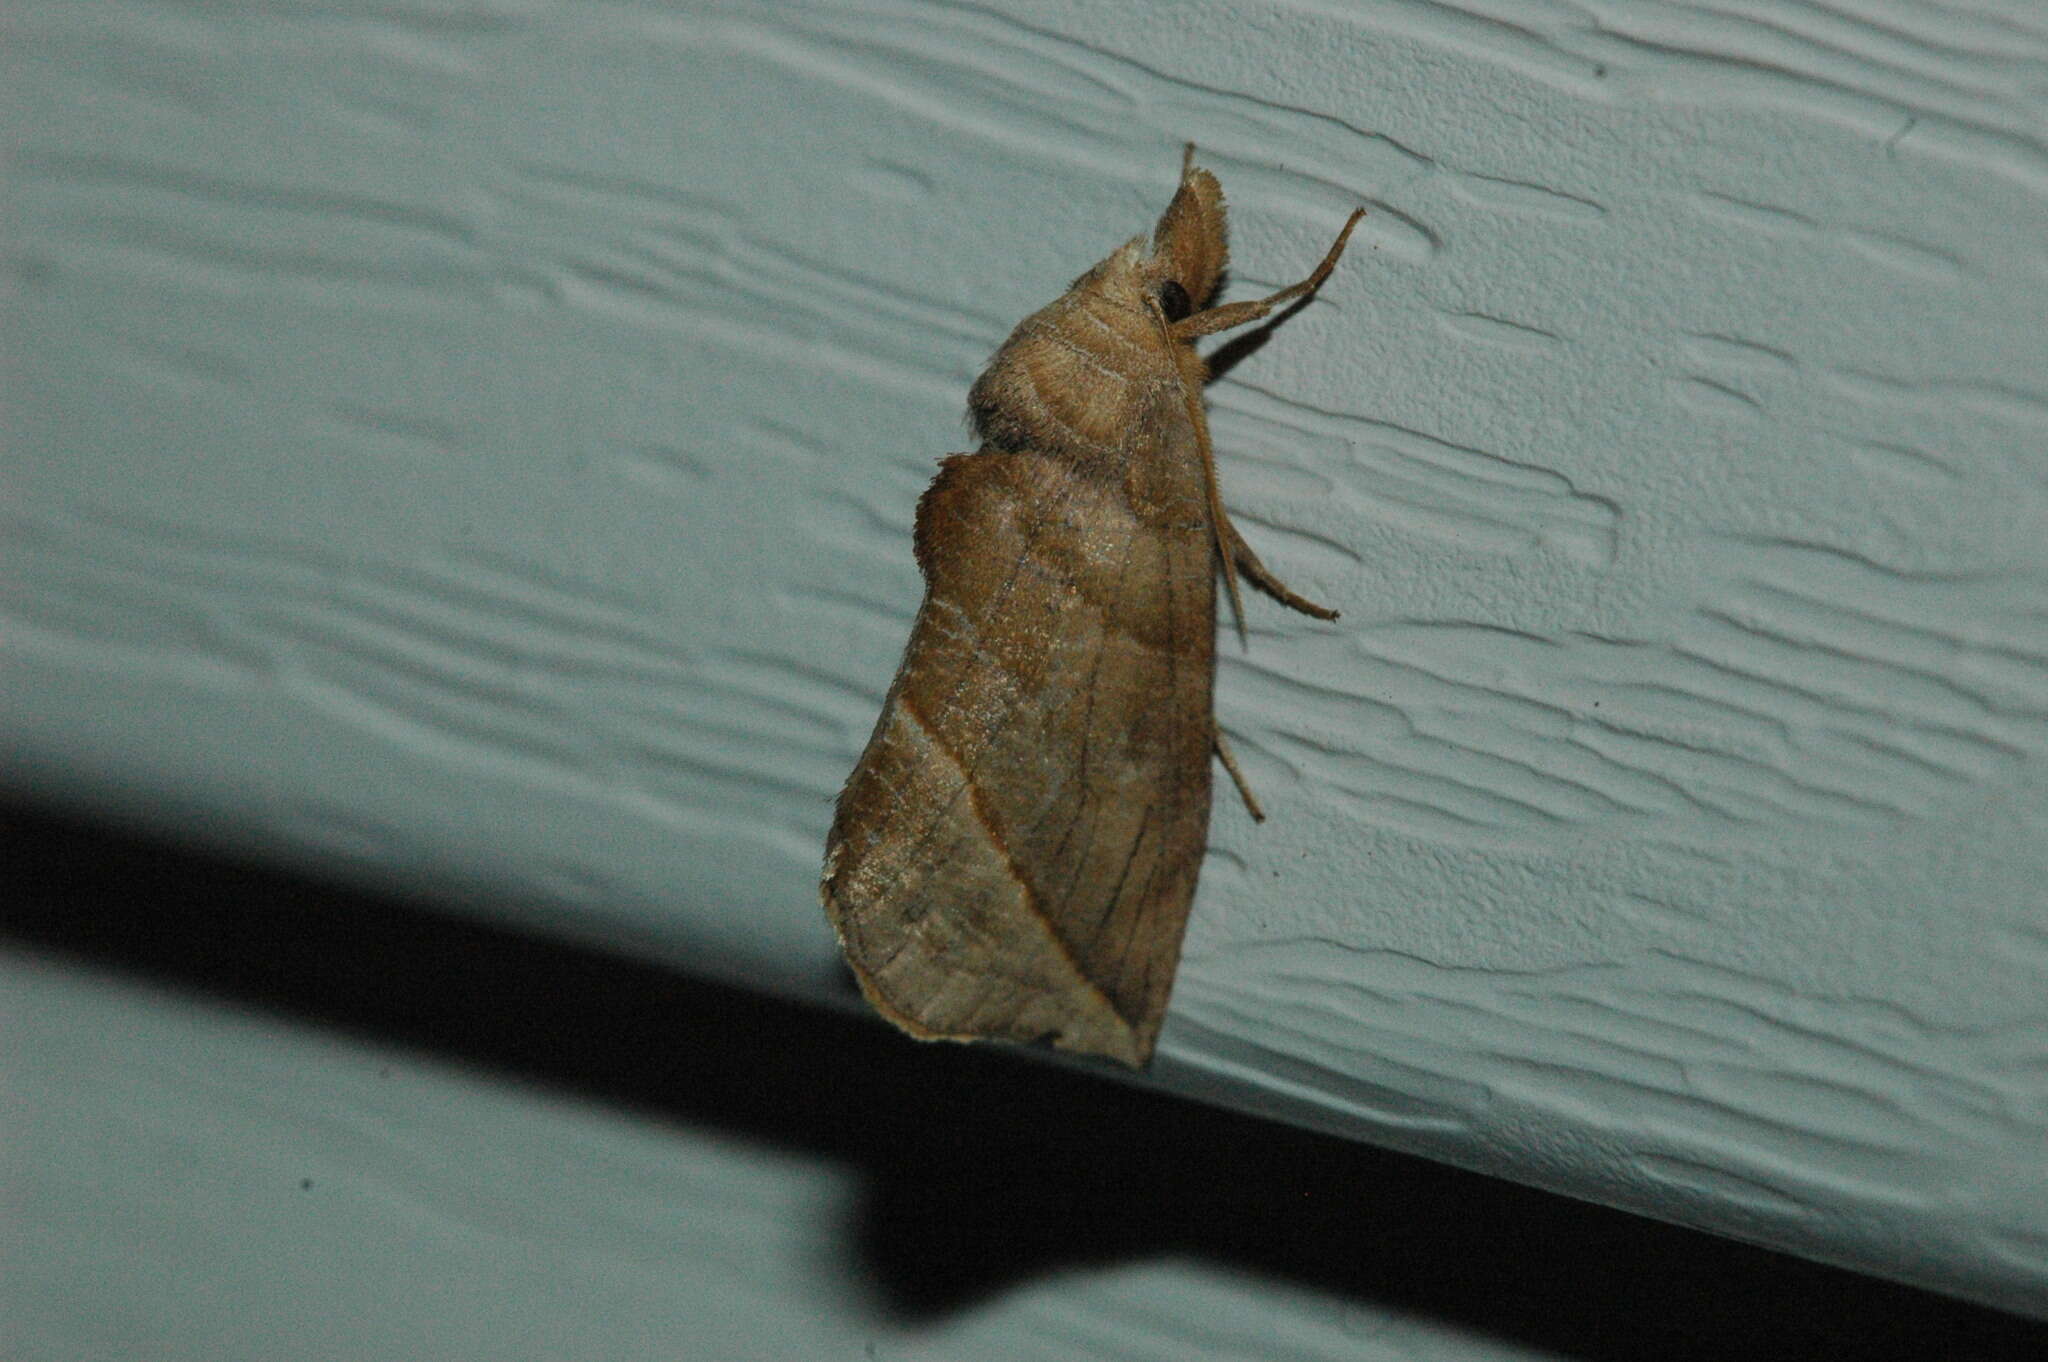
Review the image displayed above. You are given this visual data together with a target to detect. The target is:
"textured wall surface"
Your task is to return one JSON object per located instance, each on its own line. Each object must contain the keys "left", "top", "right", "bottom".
{"left": 7, "top": 0, "right": 2047, "bottom": 1337}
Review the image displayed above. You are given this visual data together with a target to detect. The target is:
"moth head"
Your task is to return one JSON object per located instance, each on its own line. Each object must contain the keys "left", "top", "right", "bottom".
{"left": 1143, "top": 158, "right": 1228, "bottom": 320}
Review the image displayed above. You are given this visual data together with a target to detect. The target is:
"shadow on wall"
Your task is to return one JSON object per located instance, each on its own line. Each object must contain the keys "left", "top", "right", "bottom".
{"left": 4, "top": 800, "right": 2044, "bottom": 1360}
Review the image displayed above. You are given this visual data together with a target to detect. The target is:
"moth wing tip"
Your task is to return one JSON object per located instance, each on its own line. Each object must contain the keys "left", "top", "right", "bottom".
{"left": 856, "top": 979, "right": 1159, "bottom": 1068}
{"left": 1045, "top": 1012, "right": 1158, "bottom": 1068}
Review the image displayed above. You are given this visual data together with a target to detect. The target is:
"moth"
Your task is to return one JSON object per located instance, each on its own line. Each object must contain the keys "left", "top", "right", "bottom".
{"left": 822, "top": 148, "right": 1363, "bottom": 1067}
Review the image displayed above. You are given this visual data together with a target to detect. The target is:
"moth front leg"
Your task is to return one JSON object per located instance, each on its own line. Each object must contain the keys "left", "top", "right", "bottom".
{"left": 1171, "top": 208, "right": 1366, "bottom": 342}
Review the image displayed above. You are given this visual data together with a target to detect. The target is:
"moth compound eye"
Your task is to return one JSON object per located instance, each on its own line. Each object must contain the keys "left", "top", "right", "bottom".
{"left": 1156, "top": 279, "right": 1192, "bottom": 322}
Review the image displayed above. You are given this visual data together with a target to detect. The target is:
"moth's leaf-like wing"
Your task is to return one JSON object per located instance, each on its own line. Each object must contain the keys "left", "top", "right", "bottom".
{"left": 823, "top": 436, "right": 1215, "bottom": 1066}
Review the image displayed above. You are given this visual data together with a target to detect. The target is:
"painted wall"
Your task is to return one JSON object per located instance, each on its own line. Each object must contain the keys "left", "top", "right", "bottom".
{"left": 7, "top": 0, "right": 2047, "bottom": 1342}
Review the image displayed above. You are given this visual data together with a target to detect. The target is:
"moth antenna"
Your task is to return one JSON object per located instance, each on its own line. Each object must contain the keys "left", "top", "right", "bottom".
{"left": 1151, "top": 291, "right": 1253, "bottom": 646}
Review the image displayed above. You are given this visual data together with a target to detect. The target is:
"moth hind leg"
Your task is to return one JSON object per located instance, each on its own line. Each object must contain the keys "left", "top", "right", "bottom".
{"left": 1221, "top": 516, "right": 1339, "bottom": 621}
{"left": 1213, "top": 728, "right": 1267, "bottom": 823}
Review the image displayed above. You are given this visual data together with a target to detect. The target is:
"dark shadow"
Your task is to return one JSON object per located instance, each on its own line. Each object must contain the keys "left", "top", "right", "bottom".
{"left": 5, "top": 799, "right": 2044, "bottom": 1360}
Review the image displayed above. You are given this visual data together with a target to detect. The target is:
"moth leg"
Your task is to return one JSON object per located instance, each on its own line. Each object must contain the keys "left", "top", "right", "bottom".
{"left": 1221, "top": 516, "right": 1339, "bottom": 620}
{"left": 1172, "top": 208, "right": 1366, "bottom": 341}
{"left": 1213, "top": 728, "right": 1268, "bottom": 823}
{"left": 1152, "top": 202, "right": 1361, "bottom": 637}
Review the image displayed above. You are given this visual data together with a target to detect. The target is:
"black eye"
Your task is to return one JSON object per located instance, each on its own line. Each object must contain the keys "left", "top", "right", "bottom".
{"left": 1155, "top": 279, "right": 1192, "bottom": 322}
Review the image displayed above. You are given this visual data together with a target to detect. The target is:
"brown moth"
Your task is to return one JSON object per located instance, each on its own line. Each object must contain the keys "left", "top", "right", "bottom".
{"left": 822, "top": 148, "right": 1363, "bottom": 1067}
